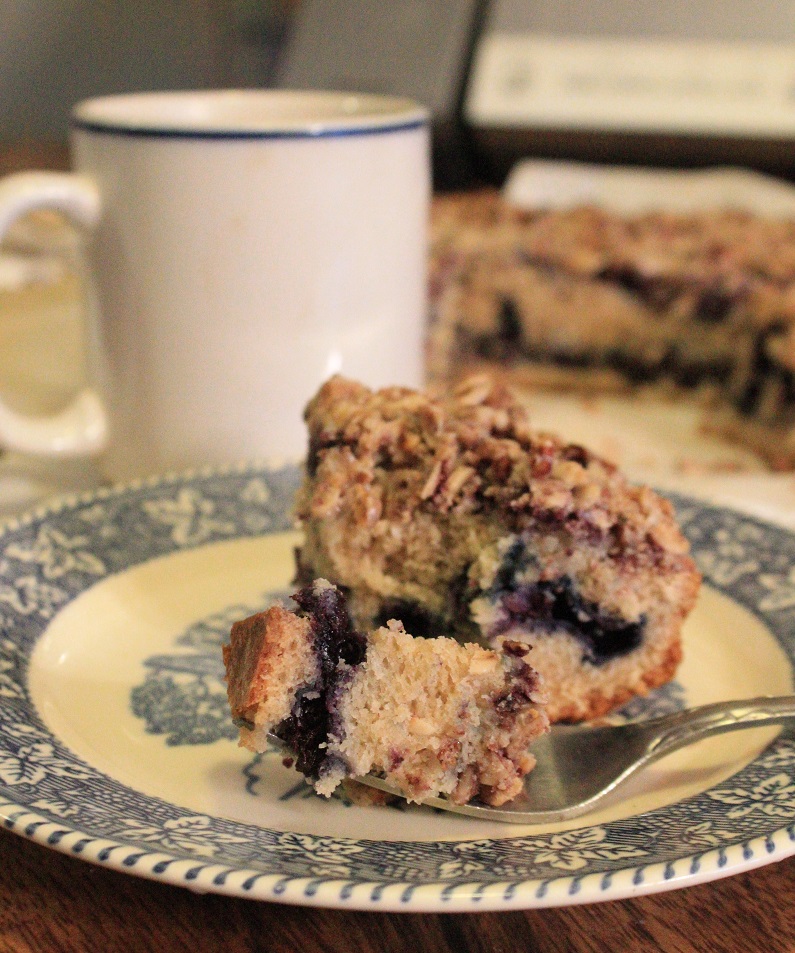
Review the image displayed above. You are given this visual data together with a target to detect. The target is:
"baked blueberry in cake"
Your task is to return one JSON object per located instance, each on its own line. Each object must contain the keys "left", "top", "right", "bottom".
{"left": 224, "top": 580, "right": 548, "bottom": 806}
{"left": 296, "top": 375, "right": 701, "bottom": 722}
{"left": 429, "top": 191, "right": 795, "bottom": 468}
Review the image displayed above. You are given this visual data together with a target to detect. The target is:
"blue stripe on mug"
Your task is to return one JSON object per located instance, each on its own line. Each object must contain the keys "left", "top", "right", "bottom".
{"left": 71, "top": 118, "right": 427, "bottom": 139}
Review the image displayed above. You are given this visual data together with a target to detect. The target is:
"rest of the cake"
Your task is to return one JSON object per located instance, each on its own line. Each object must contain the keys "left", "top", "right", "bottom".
{"left": 296, "top": 375, "right": 701, "bottom": 722}
{"left": 429, "top": 191, "right": 795, "bottom": 468}
{"left": 224, "top": 580, "right": 548, "bottom": 806}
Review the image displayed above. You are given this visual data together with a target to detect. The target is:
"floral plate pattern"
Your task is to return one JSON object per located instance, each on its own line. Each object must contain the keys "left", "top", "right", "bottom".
{"left": 1, "top": 463, "right": 795, "bottom": 912}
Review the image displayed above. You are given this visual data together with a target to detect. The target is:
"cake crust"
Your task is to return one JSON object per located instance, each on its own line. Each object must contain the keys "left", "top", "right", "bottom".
{"left": 224, "top": 606, "right": 317, "bottom": 730}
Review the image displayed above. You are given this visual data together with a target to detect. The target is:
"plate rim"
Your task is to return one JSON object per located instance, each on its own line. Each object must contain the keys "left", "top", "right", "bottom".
{"left": 2, "top": 797, "right": 795, "bottom": 912}
{"left": 1, "top": 461, "right": 795, "bottom": 912}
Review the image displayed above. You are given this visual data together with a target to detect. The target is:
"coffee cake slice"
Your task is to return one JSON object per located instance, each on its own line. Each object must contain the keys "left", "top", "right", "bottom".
{"left": 296, "top": 375, "right": 701, "bottom": 722}
{"left": 224, "top": 580, "right": 548, "bottom": 806}
{"left": 429, "top": 191, "right": 795, "bottom": 468}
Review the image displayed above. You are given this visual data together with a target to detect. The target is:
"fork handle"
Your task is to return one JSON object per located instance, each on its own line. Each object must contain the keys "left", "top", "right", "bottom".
{"left": 650, "top": 695, "right": 795, "bottom": 758}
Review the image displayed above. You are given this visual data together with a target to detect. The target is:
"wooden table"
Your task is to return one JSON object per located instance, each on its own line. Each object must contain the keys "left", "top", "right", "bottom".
{"left": 0, "top": 141, "right": 69, "bottom": 177}
{"left": 1, "top": 825, "right": 794, "bottom": 952}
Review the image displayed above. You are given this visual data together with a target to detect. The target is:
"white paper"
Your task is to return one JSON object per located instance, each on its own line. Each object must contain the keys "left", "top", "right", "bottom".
{"left": 504, "top": 159, "right": 795, "bottom": 216}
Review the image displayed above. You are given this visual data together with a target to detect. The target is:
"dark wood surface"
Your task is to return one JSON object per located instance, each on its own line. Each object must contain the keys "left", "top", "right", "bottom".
{"left": 0, "top": 142, "right": 69, "bottom": 177}
{"left": 2, "top": 826, "right": 795, "bottom": 953}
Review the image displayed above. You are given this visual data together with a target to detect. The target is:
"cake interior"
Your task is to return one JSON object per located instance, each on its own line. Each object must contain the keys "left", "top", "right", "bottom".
{"left": 225, "top": 580, "right": 549, "bottom": 806}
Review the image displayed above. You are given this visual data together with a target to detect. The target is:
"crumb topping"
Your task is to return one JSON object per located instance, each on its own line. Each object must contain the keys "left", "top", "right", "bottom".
{"left": 301, "top": 374, "right": 691, "bottom": 560}
{"left": 431, "top": 191, "right": 795, "bottom": 369}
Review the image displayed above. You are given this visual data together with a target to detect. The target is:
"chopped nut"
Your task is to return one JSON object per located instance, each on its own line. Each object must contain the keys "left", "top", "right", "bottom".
{"left": 637, "top": 486, "right": 659, "bottom": 515}
{"left": 534, "top": 484, "right": 572, "bottom": 511}
{"left": 488, "top": 408, "right": 511, "bottom": 432}
{"left": 408, "top": 716, "right": 437, "bottom": 736}
{"left": 420, "top": 460, "right": 444, "bottom": 499}
{"left": 648, "top": 520, "right": 690, "bottom": 554}
{"left": 446, "top": 465, "right": 475, "bottom": 497}
{"left": 467, "top": 652, "right": 499, "bottom": 675}
{"left": 393, "top": 393, "right": 427, "bottom": 413}
{"left": 552, "top": 459, "right": 589, "bottom": 487}
{"left": 587, "top": 508, "right": 613, "bottom": 530}
{"left": 310, "top": 478, "right": 345, "bottom": 517}
{"left": 453, "top": 375, "right": 494, "bottom": 406}
{"left": 575, "top": 482, "right": 602, "bottom": 507}
{"left": 450, "top": 766, "right": 479, "bottom": 804}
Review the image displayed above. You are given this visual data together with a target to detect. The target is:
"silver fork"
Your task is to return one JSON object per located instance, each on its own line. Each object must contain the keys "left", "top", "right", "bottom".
{"left": 281, "top": 695, "right": 795, "bottom": 824}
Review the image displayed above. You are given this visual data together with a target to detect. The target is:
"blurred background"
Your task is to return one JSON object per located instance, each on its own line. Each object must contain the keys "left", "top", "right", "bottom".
{"left": 3, "top": 0, "right": 794, "bottom": 188}
{"left": 0, "top": 0, "right": 297, "bottom": 173}
{"left": 2, "top": 0, "right": 795, "bottom": 512}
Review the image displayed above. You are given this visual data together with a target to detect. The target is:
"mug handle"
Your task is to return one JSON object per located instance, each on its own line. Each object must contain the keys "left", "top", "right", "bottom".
{"left": 0, "top": 171, "right": 108, "bottom": 457}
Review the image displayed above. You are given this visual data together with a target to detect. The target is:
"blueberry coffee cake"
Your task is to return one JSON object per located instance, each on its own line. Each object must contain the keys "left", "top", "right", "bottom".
{"left": 224, "top": 579, "right": 548, "bottom": 806}
{"left": 295, "top": 375, "right": 701, "bottom": 723}
{"left": 429, "top": 191, "right": 795, "bottom": 468}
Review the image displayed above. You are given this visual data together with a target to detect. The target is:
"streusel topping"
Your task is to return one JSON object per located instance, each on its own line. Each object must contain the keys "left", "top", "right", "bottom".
{"left": 431, "top": 191, "right": 795, "bottom": 369}
{"left": 301, "top": 374, "right": 690, "bottom": 559}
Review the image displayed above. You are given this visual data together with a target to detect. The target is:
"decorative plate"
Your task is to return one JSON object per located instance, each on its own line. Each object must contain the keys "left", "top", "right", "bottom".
{"left": 1, "top": 463, "right": 795, "bottom": 912}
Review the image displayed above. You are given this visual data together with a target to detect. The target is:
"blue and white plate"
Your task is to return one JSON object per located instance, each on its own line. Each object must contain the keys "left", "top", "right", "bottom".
{"left": 1, "top": 463, "right": 795, "bottom": 912}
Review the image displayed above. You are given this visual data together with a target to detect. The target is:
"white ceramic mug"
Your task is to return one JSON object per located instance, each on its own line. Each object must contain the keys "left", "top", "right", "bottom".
{"left": 0, "top": 90, "right": 430, "bottom": 481}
